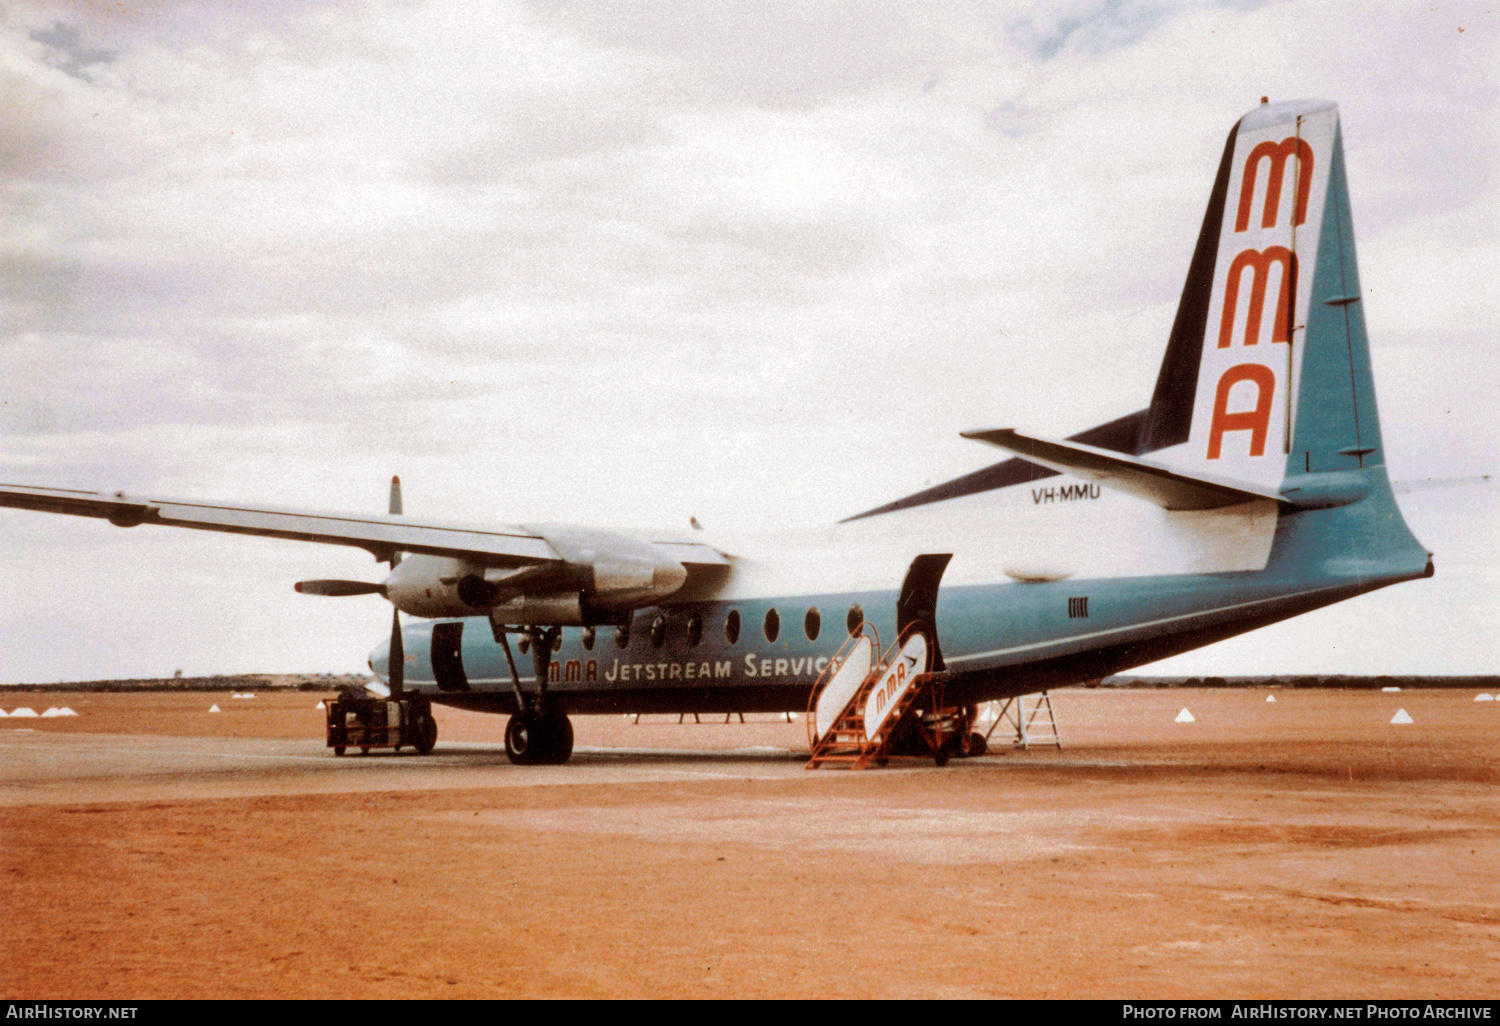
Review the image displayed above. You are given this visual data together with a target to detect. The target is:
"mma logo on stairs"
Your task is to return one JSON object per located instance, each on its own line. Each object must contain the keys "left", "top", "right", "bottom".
{"left": 805, "top": 626, "right": 973, "bottom": 769}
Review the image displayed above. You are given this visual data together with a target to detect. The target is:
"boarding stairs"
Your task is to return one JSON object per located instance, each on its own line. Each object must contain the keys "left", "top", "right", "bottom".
{"left": 982, "top": 691, "right": 1062, "bottom": 750}
{"left": 806, "top": 626, "right": 950, "bottom": 770}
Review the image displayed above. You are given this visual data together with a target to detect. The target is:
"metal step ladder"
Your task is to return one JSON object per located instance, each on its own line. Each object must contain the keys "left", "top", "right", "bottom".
{"left": 982, "top": 691, "right": 1062, "bottom": 749}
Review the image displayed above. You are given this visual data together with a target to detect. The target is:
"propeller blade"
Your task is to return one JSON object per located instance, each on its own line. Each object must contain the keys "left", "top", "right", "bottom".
{"left": 294, "top": 579, "right": 387, "bottom": 597}
{"left": 389, "top": 606, "right": 404, "bottom": 696}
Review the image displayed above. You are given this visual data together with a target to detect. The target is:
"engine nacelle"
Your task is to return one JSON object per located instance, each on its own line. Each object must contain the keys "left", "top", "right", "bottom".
{"left": 531, "top": 525, "right": 686, "bottom": 611}
{"left": 488, "top": 591, "right": 588, "bottom": 626}
{"left": 383, "top": 555, "right": 483, "bottom": 618}
{"left": 382, "top": 526, "right": 689, "bottom": 623}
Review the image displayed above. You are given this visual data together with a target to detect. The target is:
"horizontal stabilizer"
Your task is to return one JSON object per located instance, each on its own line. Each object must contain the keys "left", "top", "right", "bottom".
{"left": 959, "top": 429, "right": 1286, "bottom": 511}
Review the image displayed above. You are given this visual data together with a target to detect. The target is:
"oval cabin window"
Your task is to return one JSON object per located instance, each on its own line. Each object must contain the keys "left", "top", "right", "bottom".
{"left": 847, "top": 604, "right": 864, "bottom": 636}
{"left": 764, "top": 608, "right": 780, "bottom": 643}
{"left": 724, "top": 610, "right": 740, "bottom": 645}
{"left": 804, "top": 607, "right": 821, "bottom": 641}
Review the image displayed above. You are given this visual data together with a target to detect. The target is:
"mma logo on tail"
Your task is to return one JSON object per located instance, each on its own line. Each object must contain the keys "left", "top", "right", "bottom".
{"left": 1180, "top": 101, "right": 1337, "bottom": 491}
{"left": 1217, "top": 246, "right": 1296, "bottom": 349}
{"left": 1235, "top": 137, "right": 1313, "bottom": 232}
{"left": 1207, "top": 364, "right": 1275, "bottom": 459}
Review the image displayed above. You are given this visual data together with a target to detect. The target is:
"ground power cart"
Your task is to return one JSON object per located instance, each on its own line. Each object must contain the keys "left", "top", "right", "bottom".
{"left": 325, "top": 688, "right": 437, "bottom": 756}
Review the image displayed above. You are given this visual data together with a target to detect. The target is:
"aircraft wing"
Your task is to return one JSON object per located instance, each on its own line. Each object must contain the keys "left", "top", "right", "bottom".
{"left": 0, "top": 481, "right": 735, "bottom": 570}
{"left": 959, "top": 429, "right": 1288, "bottom": 511}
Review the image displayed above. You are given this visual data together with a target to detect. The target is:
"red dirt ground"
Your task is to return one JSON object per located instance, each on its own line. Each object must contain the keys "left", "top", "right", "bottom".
{"left": 1, "top": 688, "right": 1497, "bottom": 998}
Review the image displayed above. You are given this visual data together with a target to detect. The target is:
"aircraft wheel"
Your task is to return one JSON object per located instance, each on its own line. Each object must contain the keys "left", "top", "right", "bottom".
{"left": 361, "top": 746, "right": 371, "bottom": 755}
{"left": 968, "top": 732, "right": 988, "bottom": 757}
{"left": 933, "top": 733, "right": 956, "bottom": 767}
{"left": 505, "top": 712, "right": 540, "bottom": 765}
{"left": 541, "top": 713, "right": 574, "bottom": 765}
{"left": 415, "top": 713, "right": 438, "bottom": 755}
{"left": 333, "top": 745, "right": 346, "bottom": 757}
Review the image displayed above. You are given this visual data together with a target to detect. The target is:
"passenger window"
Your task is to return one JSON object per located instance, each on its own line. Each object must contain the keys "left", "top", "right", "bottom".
{"left": 616, "top": 621, "right": 630, "bottom": 649}
{"left": 582, "top": 626, "right": 595, "bottom": 651}
{"left": 804, "top": 607, "right": 821, "bottom": 641}
{"left": 650, "top": 614, "right": 667, "bottom": 648}
{"left": 764, "top": 608, "right": 780, "bottom": 643}
{"left": 847, "top": 605, "right": 864, "bottom": 636}
{"left": 687, "top": 613, "right": 703, "bottom": 647}
{"left": 724, "top": 609, "right": 740, "bottom": 645}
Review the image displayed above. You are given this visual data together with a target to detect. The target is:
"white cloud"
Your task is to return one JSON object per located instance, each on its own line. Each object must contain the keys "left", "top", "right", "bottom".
{"left": 0, "top": 0, "right": 1495, "bottom": 680}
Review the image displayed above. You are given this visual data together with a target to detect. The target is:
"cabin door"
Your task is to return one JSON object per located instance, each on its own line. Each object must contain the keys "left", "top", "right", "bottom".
{"left": 431, "top": 622, "right": 470, "bottom": 692}
{"left": 896, "top": 554, "right": 952, "bottom": 671}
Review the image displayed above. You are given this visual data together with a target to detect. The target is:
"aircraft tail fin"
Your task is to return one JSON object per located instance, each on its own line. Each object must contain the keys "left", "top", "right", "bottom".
{"left": 850, "top": 98, "right": 1424, "bottom": 566}
{"left": 1144, "top": 98, "right": 1386, "bottom": 494}
{"left": 1132, "top": 98, "right": 1427, "bottom": 576}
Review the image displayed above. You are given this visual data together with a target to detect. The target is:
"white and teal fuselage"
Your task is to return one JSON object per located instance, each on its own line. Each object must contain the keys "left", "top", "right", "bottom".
{"left": 372, "top": 473, "right": 1428, "bottom": 715}
{"left": 372, "top": 98, "right": 1432, "bottom": 716}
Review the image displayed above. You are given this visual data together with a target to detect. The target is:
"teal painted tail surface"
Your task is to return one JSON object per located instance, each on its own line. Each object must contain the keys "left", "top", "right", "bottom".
{"left": 1267, "top": 106, "right": 1426, "bottom": 583}
{"left": 1289, "top": 121, "right": 1383, "bottom": 474}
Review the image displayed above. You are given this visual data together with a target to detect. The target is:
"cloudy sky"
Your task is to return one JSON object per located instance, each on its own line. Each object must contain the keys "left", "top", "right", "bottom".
{"left": 1, "top": 0, "right": 1495, "bottom": 683}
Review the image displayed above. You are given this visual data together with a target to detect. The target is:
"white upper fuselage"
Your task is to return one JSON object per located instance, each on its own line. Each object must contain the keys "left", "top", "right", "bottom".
{"left": 684, "top": 472, "right": 1279, "bottom": 604}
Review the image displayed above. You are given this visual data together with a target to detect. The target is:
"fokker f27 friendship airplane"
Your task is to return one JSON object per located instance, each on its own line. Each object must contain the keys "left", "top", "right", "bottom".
{"left": 0, "top": 99, "right": 1432, "bottom": 766}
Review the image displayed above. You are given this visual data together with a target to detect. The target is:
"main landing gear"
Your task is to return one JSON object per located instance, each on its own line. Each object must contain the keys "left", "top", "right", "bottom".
{"left": 494, "top": 620, "right": 575, "bottom": 765}
{"left": 504, "top": 709, "right": 575, "bottom": 765}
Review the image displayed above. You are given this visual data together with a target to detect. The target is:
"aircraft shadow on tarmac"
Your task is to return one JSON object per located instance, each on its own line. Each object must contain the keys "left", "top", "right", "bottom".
{"left": 353, "top": 742, "right": 810, "bottom": 765}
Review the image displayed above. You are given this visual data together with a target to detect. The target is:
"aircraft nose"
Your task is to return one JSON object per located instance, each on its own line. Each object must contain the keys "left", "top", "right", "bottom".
{"left": 369, "top": 635, "right": 391, "bottom": 681}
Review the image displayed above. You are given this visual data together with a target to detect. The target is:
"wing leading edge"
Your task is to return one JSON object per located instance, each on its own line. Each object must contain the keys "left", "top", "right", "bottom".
{"left": 0, "top": 482, "right": 727, "bottom": 571}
